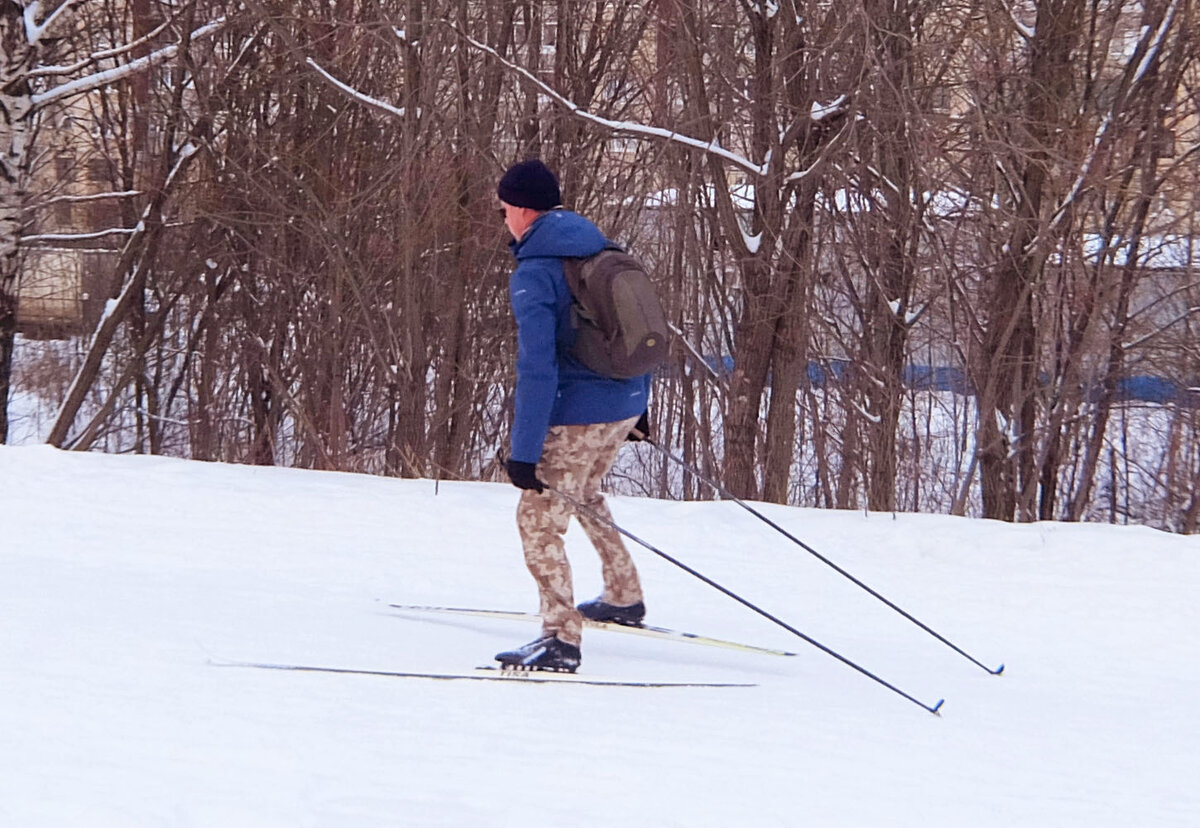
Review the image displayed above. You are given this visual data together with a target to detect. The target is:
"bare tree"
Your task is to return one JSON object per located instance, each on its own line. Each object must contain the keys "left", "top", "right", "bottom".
{"left": 9, "top": 0, "right": 1197, "bottom": 532}
{"left": 3, "top": 0, "right": 225, "bottom": 444}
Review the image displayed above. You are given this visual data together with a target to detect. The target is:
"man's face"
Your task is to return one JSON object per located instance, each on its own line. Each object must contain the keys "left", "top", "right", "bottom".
{"left": 501, "top": 201, "right": 537, "bottom": 241}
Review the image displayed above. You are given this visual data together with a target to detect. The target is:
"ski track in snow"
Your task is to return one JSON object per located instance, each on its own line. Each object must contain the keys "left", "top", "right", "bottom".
{"left": 1, "top": 444, "right": 1197, "bottom": 826}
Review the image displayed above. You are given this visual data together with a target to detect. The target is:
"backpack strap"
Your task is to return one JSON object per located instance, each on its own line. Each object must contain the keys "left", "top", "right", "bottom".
{"left": 561, "top": 244, "right": 623, "bottom": 310}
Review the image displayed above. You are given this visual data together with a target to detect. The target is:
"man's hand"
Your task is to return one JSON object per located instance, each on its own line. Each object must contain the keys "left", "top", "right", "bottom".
{"left": 626, "top": 411, "right": 650, "bottom": 442}
{"left": 505, "top": 459, "right": 545, "bottom": 493}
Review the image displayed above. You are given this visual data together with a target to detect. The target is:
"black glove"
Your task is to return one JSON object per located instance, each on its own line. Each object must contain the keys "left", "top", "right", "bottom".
{"left": 626, "top": 411, "right": 650, "bottom": 442}
{"left": 505, "top": 459, "right": 545, "bottom": 493}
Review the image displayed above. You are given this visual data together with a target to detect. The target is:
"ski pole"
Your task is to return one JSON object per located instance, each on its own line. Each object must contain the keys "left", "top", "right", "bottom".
{"left": 549, "top": 486, "right": 945, "bottom": 716}
{"left": 637, "top": 437, "right": 1005, "bottom": 676}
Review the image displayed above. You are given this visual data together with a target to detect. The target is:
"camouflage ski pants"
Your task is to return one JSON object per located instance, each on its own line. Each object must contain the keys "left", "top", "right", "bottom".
{"left": 517, "top": 415, "right": 644, "bottom": 647}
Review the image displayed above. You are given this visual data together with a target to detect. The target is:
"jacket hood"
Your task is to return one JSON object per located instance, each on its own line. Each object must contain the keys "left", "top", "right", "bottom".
{"left": 511, "top": 210, "right": 609, "bottom": 260}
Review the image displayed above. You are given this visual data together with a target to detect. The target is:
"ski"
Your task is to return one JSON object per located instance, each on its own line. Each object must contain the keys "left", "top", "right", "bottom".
{"left": 215, "top": 660, "right": 754, "bottom": 688}
{"left": 387, "top": 604, "right": 797, "bottom": 657}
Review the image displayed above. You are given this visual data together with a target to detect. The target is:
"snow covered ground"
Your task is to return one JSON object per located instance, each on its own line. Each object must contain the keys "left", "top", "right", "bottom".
{"left": 2, "top": 444, "right": 1197, "bottom": 826}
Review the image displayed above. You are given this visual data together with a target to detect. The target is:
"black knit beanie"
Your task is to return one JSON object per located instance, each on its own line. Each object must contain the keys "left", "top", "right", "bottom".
{"left": 497, "top": 160, "right": 562, "bottom": 210}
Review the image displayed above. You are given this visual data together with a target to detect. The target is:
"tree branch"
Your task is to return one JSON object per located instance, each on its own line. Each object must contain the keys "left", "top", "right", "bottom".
{"left": 30, "top": 17, "right": 227, "bottom": 109}
{"left": 441, "top": 21, "right": 767, "bottom": 177}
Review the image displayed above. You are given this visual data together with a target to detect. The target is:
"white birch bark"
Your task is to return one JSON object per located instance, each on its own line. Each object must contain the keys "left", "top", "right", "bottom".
{"left": 0, "top": 0, "right": 41, "bottom": 442}
{"left": 0, "top": 2, "right": 225, "bottom": 441}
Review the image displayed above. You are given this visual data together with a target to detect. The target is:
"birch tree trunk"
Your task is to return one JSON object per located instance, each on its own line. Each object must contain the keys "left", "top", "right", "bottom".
{"left": 0, "top": 1, "right": 37, "bottom": 443}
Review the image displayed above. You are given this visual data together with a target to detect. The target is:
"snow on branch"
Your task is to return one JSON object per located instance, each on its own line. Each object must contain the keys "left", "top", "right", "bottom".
{"left": 30, "top": 17, "right": 174, "bottom": 79}
{"left": 39, "top": 190, "right": 143, "bottom": 207}
{"left": 1049, "top": 0, "right": 1180, "bottom": 230}
{"left": 29, "top": 18, "right": 227, "bottom": 109}
{"left": 23, "top": 0, "right": 79, "bottom": 47}
{"left": 1127, "top": 0, "right": 1180, "bottom": 92}
{"left": 810, "top": 95, "right": 847, "bottom": 121}
{"left": 305, "top": 58, "right": 407, "bottom": 119}
{"left": 27, "top": 149, "right": 197, "bottom": 247}
{"left": 442, "top": 23, "right": 766, "bottom": 177}
{"left": 19, "top": 227, "right": 138, "bottom": 246}
{"left": 163, "top": 142, "right": 198, "bottom": 190}
{"left": 1000, "top": 0, "right": 1035, "bottom": 41}
{"left": 850, "top": 399, "right": 882, "bottom": 425}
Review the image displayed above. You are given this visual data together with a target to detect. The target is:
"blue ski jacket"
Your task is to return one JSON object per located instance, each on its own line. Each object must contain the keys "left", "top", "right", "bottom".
{"left": 507, "top": 210, "right": 651, "bottom": 464}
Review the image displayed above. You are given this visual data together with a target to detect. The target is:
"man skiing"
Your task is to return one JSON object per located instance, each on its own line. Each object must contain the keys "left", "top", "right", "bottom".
{"left": 494, "top": 159, "right": 652, "bottom": 673}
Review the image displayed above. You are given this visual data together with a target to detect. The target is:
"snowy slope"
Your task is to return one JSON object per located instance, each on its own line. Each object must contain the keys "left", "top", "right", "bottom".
{"left": 1, "top": 444, "right": 1197, "bottom": 827}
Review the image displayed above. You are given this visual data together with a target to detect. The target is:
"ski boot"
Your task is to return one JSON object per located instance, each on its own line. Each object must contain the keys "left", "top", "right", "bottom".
{"left": 495, "top": 634, "right": 581, "bottom": 673}
{"left": 577, "top": 596, "right": 646, "bottom": 627}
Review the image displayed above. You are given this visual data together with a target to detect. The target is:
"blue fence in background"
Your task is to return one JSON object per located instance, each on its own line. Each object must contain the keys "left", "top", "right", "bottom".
{"left": 699, "top": 357, "right": 1199, "bottom": 406}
